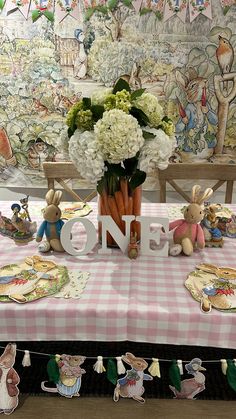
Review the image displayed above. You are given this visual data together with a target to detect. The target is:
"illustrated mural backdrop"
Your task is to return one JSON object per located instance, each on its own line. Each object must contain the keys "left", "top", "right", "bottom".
{"left": 0, "top": 0, "right": 236, "bottom": 187}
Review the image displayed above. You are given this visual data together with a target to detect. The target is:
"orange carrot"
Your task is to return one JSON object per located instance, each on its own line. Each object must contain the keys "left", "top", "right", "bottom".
{"left": 120, "top": 178, "right": 129, "bottom": 214}
{"left": 133, "top": 186, "right": 142, "bottom": 216}
{"left": 98, "top": 197, "right": 114, "bottom": 246}
{"left": 114, "top": 191, "right": 125, "bottom": 216}
{"left": 107, "top": 196, "right": 124, "bottom": 233}
{"left": 127, "top": 196, "right": 133, "bottom": 215}
{"left": 101, "top": 190, "right": 110, "bottom": 215}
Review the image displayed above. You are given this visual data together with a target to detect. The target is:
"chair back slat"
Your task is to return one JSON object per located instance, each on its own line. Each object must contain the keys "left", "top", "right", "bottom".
{"left": 43, "top": 162, "right": 96, "bottom": 202}
{"left": 157, "top": 163, "right": 236, "bottom": 203}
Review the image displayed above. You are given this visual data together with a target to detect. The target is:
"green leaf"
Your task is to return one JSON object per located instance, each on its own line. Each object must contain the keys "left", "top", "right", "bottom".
{"left": 107, "top": 358, "right": 118, "bottom": 385}
{"left": 227, "top": 360, "right": 236, "bottom": 392}
{"left": 123, "top": 156, "right": 139, "bottom": 176}
{"left": 162, "top": 115, "right": 171, "bottom": 123}
{"left": 169, "top": 360, "right": 181, "bottom": 392}
{"left": 142, "top": 130, "right": 155, "bottom": 140}
{"left": 122, "top": 0, "right": 133, "bottom": 8}
{"left": 68, "top": 126, "right": 76, "bottom": 138}
{"left": 82, "top": 97, "right": 91, "bottom": 110}
{"left": 0, "top": 0, "right": 5, "bottom": 10}
{"left": 113, "top": 78, "right": 131, "bottom": 94}
{"left": 129, "top": 169, "right": 146, "bottom": 190}
{"left": 107, "top": 0, "right": 118, "bottom": 10}
{"left": 155, "top": 10, "right": 162, "bottom": 20}
{"left": 139, "top": 8, "right": 151, "bottom": 15}
{"left": 106, "top": 162, "right": 126, "bottom": 177}
{"left": 84, "top": 7, "right": 95, "bottom": 20}
{"left": 47, "top": 357, "right": 60, "bottom": 384}
{"left": 130, "top": 106, "right": 149, "bottom": 126}
{"left": 43, "top": 10, "right": 54, "bottom": 21}
{"left": 91, "top": 105, "right": 105, "bottom": 121}
{"left": 31, "top": 9, "right": 41, "bottom": 22}
{"left": 95, "top": 5, "right": 108, "bottom": 14}
{"left": 131, "top": 88, "right": 145, "bottom": 101}
{"left": 97, "top": 176, "right": 106, "bottom": 195}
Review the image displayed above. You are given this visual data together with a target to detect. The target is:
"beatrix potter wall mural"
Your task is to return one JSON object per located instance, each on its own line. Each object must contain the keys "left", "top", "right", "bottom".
{"left": 0, "top": 0, "right": 235, "bottom": 187}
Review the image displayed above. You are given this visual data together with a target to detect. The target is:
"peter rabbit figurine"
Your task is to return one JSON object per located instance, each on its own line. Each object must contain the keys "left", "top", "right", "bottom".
{"left": 169, "top": 185, "right": 213, "bottom": 256}
{"left": 175, "top": 68, "right": 218, "bottom": 156}
{"left": 113, "top": 352, "right": 153, "bottom": 404}
{"left": 36, "top": 190, "right": 64, "bottom": 252}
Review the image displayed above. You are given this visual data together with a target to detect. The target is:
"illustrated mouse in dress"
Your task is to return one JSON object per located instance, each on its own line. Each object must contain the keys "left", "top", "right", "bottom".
{"left": 41, "top": 354, "right": 86, "bottom": 398}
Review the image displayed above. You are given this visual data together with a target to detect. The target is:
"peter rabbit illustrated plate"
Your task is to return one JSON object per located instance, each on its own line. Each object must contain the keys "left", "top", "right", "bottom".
{"left": 185, "top": 263, "right": 236, "bottom": 313}
{"left": 61, "top": 203, "right": 92, "bottom": 220}
{"left": 0, "top": 255, "right": 70, "bottom": 303}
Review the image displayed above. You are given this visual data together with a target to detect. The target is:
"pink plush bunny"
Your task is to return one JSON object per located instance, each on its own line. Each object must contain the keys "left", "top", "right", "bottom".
{"left": 169, "top": 185, "right": 213, "bottom": 256}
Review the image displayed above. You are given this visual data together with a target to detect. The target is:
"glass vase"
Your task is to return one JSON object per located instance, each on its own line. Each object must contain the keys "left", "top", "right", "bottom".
{"left": 98, "top": 178, "right": 142, "bottom": 247}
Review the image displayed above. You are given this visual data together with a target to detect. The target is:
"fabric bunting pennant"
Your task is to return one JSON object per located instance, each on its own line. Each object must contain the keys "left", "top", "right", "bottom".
{"left": 31, "top": 0, "right": 54, "bottom": 22}
{"left": 55, "top": 0, "right": 81, "bottom": 23}
{"left": 220, "top": 0, "right": 236, "bottom": 15}
{"left": 163, "top": 0, "right": 188, "bottom": 22}
{"left": 189, "top": 0, "right": 212, "bottom": 23}
{"left": 4, "top": 0, "right": 31, "bottom": 19}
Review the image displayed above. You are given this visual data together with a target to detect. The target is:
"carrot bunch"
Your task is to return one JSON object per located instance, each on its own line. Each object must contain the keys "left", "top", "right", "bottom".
{"left": 98, "top": 179, "right": 141, "bottom": 246}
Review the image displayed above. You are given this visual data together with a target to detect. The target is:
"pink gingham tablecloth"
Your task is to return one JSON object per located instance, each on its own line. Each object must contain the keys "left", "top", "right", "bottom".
{"left": 0, "top": 201, "right": 236, "bottom": 349}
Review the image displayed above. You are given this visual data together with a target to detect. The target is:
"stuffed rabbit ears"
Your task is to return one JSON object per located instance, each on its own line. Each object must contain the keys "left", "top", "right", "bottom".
{"left": 45, "top": 189, "right": 62, "bottom": 206}
{"left": 191, "top": 185, "right": 213, "bottom": 205}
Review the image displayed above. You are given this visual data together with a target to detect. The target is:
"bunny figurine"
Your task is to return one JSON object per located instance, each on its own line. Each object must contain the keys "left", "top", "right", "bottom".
{"left": 169, "top": 185, "right": 213, "bottom": 256}
{"left": 36, "top": 190, "right": 64, "bottom": 252}
{"left": 113, "top": 352, "right": 153, "bottom": 404}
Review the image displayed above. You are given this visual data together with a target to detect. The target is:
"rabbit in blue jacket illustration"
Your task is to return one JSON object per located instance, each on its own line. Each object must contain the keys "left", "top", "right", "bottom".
{"left": 175, "top": 68, "right": 218, "bottom": 156}
{"left": 36, "top": 190, "right": 64, "bottom": 252}
{"left": 113, "top": 352, "right": 153, "bottom": 403}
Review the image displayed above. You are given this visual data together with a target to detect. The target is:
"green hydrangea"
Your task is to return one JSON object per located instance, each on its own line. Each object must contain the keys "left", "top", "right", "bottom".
{"left": 160, "top": 120, "right": 175, "bottom": 136}
{"left": 104, "top": 90, "right": 131, "bottom": 113}
{"left": 66, "top": 101, "right": 83, "bottom": 129}
{"left": 75, "top": 109, "right": 93, "bottom": 131}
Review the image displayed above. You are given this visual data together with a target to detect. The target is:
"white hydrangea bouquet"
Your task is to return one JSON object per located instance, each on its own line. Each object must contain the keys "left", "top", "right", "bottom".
{"left": 65, "top": 79, "right": 176, "bottom": 245}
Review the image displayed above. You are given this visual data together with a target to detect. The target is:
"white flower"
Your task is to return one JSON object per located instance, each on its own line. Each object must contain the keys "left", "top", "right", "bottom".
{"left": 133, "top": 93, "right": 164, "bottom": 127}
{"left": 139, "top": 128, "right": 176, "bottom": 172}
{"left": 69, "top": 130, "right": 105, "bottom": 184}
{"left": 94, "top": 109, "right": 144, "bottom": 164}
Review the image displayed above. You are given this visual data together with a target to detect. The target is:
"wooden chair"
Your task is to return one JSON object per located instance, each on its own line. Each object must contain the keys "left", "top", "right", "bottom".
{"left": 157, "top": 163, "right": 236, "bottom": 203}
{"left": 43, "top": 162, "right": 97, "bottom": 202}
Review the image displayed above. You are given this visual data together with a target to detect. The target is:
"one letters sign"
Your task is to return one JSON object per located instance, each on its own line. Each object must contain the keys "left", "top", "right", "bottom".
{"left": 60, "top": 215, "right": 169, "bottom": 257}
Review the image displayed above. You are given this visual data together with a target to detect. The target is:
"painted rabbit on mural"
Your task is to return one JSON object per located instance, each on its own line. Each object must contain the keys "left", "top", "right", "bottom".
{"left": 175, "top": 68, "right": 218, "bottom": 157}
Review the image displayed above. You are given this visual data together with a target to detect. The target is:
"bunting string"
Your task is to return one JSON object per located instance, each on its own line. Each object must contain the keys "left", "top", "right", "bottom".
{"left": 0, "top": 0, "right": 232, "bottom": 23}
{"left": 0, "top": 345, "right": 231, "bottom": 363}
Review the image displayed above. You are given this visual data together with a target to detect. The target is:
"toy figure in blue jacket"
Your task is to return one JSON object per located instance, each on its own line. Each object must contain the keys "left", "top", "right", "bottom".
{"left": 36, "top": 190, "right": 65, "bottom": 252}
